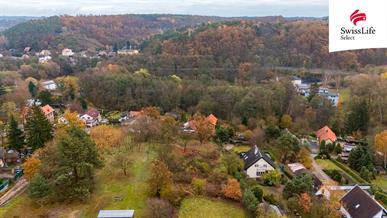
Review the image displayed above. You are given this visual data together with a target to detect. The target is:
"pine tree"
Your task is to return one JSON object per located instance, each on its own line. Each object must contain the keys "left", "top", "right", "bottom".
{"left": 28, "top": 81, "right": 37, "bottom": 98}
{"left": 25, "top": 106, "right": 53, "bottom": 150}
{"left": 7, "top": 115, "right": 25, "bottom": 150}
{"left": 345, "top": 99, "right": 369, "bottom": 134}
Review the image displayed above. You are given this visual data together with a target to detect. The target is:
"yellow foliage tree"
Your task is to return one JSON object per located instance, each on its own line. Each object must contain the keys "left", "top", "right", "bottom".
{"left": 22, "top": 156, "right": 41, "bottom": 181}
{"left": 90, "top": 125, "right": 124, "bottom": 151}
{"left": 375, "top": 130, "right": 387, "bottom": 169}
{"left": 57, "top": 110, "right": 85, "bottom": 130}
{"left": 280, "top": 114, "right": 293, "bottom": 129}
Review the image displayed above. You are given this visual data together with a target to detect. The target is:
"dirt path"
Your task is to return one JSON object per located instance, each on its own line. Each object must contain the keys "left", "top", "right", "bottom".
{"left": 0, "top": 178, "right": 28, "bottom": 206}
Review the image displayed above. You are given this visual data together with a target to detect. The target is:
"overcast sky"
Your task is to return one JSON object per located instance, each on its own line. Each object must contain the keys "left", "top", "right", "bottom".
{"left": 0, "top": 0, "right": 328, "bottom": 17}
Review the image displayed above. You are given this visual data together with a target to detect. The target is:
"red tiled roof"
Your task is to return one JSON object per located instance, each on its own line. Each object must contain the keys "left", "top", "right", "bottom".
{"left": 206, "top": 114, "right": 218, "bottom": 126}
{"left": 316, "top": 126, "right": 337, "bottom": 142}
{"left": 41, "top": 105, "right": 54, "bottom": 116}
{"left": 86, "top": 108, "right": 100, "bottom": 118}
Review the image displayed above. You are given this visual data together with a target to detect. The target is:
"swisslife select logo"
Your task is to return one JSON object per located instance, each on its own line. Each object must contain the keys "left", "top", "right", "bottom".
{"left": 329, "top": 0, "right": 387, "bottom": 52}
{"left": 340, "top": 9, "right": 376, "bottom": 41}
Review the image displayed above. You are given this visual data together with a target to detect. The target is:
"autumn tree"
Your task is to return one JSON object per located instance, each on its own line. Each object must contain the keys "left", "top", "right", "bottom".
{"left": 160, "top": 116, "right": 178, "bottom": 143}
{"left": 90, "top": 125, "right": 124, "bottom": 151}
{"left": 299, "top": 147, "right": 312, "bottom": 169}
{"left": 22, "top": 156, "right": 41, "bottom": 181}
{"left": 280, "top": 114, "right": 293, "bottom": 129}
{"left": 375, "top": 130, "right": 387, "bottom": 169}
{"left": 111, "top": 148, "right": 132, "bottom": 176}
{"left": 55, "top": 76, "right": 79, "bottom": 101}
{"left": 193, "top": 114, "right": 214, "bottom": 144}
{"left": 148, "top": 160, "right": 173, "bottom": 197}
{"left": 25, "top": 106, "right": 53, "bottom": 150}
{"left": 222, "top": 178, "right": 242, "bottom": 201}
{"left": 7, "top": 115, "right": 25, "bottom": 150}
{"left": 58, "top": 110, "right": 85, "bottom": 129}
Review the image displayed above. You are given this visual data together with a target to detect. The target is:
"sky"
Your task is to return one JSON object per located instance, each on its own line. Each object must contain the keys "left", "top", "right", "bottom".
{"left": 0, "top": 0, "right": 328, "bottom": 17}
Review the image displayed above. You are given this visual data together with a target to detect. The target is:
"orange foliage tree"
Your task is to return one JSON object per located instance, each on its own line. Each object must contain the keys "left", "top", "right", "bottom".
{"left": 90, "top": 125, "right": 124, "bottom": 151}
{"left": 22, "top": 156, "right": 41, "bottom": 181}
{"left": 222, "top": 178, "right": 242, "bottom": 201}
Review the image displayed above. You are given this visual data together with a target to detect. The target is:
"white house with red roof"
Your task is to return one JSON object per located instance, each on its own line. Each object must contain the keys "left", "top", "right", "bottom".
{"left": 80, "top": 108, "right": 101, "bottom": 127}
{"left": 40, "top": 104, "right": 55, "bottom": 123}
{"left": 316, "top": 126, "right": 337, "bottom": 144}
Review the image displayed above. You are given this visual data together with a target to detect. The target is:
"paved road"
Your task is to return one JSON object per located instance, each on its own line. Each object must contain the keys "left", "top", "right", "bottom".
{"left": 0, "top": 178, "right": 28, "bottom": 206}
{"left": 310, "top": 154, "right": 334, "bottom": 185}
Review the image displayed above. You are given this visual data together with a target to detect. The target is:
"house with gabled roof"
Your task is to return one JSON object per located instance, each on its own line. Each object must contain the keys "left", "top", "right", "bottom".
{"left": 242, "top": 145, "right": 276, "bottom": 178}
{"left": 183, "top": 114, "right": 218, "bottom": 133}
{"left": 340, "top": 185, "right": 386, "bottom": 218}
{"left": 80, "top": 108, "right": 101, "bottom": 127}
{"left": 41, "top": 104, "right": 55, "bottom": 123}
{"left": 316, "top": 126, "right": 337, "bottom": 144}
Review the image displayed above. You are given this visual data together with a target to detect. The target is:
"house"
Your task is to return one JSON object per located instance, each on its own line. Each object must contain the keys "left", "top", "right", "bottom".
{"left": 62, "top": 48, "right": 74, "bottom": 57}
{"left": 117, "top": 49, "right": 139, "bottom": 56}
{"left": 24, "top": 47, "right": 31, "bottom": 53}
{"left": 316, "top": 185, "right": 370, "bottom": 200}
{"left": 340, "top": 185, "right": 387, "bottom": 218}
{"left": 0, "top": 148, "right": 20, "bottom": 164}
{"left": 97, "top": 210, "right": 134, "bottom": 218}
{"left": 242, "top": 145, "right": 276, "bottom": 178}
{"left": 319, "top": 87, "right": 340, "bottom": 106}
{"left": 36, "top": 50, "right": 51, "bottom": 57}
{"left": 183, "top": 114, "right": 218, "bottom": 133}
{"left": 316, "top": 126, "right": 337, "bottom": 144}
{"left": 291, "top": 76, "right": 302, "bottom": 86}
{"left": 80, "top": 108, "right": 101, "bottom": 127}
{"left": 42, "top": 80, "right": 57, "bottom": 91}
{"left": 206, "top": 114, "right": 218, "bottom": 126}
{"left": 39, "top": 56, "right": 52, "bottom": 64}
{"left": 41, "top": 104, "right": 55, "bottom": 123}
{"left": 26, "top": 99, "right": 42, "bottom": 107}
{"left": 287, "top": 163, "right": 307, "bottom": 175}
{"left": 339, "top": 144, "right": 357, "bottom": 162}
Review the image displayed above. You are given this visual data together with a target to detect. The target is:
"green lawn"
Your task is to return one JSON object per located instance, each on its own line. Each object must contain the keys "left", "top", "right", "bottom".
{"left": 373, "top": 175, "right": 387, "bottom": 192}
{"left": 179, "top": 197, "right": 248, "bottom": 218}
{"left": 232, "top": 145, "right": 251, "bottom": 154}
{"left": 0, "top": 146, "right": 154, "bottom": 218}
{"left": 316, "top": 159, "right": 363, "bottom": 184}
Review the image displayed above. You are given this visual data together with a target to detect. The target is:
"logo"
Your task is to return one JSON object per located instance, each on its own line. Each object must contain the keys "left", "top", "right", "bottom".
{"left": 350, "top": 9, "right": 366, "bottom": 26}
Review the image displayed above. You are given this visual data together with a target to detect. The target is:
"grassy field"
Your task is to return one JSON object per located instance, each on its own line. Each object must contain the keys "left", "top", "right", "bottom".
{"left": 0, "top": 145, "right": 154, "bottom": 218}
{"left": 373, "top": 175, "right": 387, "bottom": 192}
{"left": 179, "top": 197, "right": 248, "bottom": 218}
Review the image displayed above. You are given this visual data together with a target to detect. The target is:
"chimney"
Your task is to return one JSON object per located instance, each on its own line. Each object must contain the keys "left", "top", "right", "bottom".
{"left": 254, "top": 145, "right": 258, "bottom": 155}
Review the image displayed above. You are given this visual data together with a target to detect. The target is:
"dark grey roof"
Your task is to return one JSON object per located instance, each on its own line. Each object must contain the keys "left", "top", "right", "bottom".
{"left": 243, "top": 145, "right": 275, "bottom": 170}
{"left": 341, "top": 186, "right": 386, "bottom": 218}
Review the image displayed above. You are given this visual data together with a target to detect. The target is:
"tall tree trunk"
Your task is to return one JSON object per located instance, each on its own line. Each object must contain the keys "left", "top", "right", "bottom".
{"left": 73, "top": 166, "right": 78, "bottom": 182}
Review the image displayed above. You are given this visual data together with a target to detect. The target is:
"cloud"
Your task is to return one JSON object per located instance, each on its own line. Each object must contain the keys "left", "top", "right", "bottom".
{"left": 0, "top": 0, "right": 328, "bottom": 17}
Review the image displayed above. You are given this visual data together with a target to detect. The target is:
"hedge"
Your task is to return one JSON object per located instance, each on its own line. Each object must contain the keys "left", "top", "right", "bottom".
{"left": 375, "top": 191, "right": 387, "bottom": 207}
{"left": 330, "top": 159, "right": 368, "bottom": 184}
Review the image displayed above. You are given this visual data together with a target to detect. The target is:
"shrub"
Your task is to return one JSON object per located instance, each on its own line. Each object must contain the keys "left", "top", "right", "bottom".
{"left": 251, "top": 186, "right": 263, "bottom": 202}
{"left": 263, "top": 194, "right": 277, "bottom": 205}
{"left": 173, "top": 172, "right": 193, "bottom": 184}
{"left": 191, "top": 178, "right": 206, "bottom": 195}
{"left": 205, "top": 183, "right": 222, "bottom": 198}
{"left": 242, "top": 189, "right": 259, "bottom": 214}
{"left": 360, "top": 167, "right": 372, "bottom": 182}
{"left": 222, "top": 178, "right": 242, "bottom": 201}
{"left": 262, "top": 170, "right": 281, "bottom": 186}
{"left": 143, "top": 198, "right": 174, "bottom": 218}
{"left": 323, "top": 169, "right": 342, "bottom": 183}
{"left": 27, "top": 174, "right": 50, "bottom": 199}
